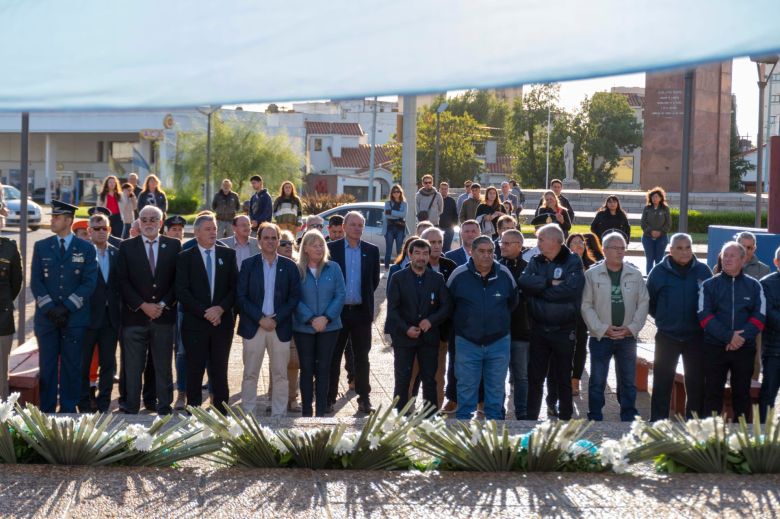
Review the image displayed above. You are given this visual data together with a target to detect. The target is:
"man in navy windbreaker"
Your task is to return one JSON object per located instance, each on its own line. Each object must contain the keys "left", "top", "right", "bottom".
{"left": 698, "top": 241, "right": 766, "bottom": 421}
{"left": 447, "top": 235, "right": 518, "bottom": 420}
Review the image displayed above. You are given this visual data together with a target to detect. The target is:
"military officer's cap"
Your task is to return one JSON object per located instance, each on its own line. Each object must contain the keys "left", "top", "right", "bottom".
{"left": 51, "top": 199, "right": 78, "bottom": 216}
{"left": 87, "top": 206, "right": 111, "bottom": 218}
{"left": 165, "top": 215, "right": 186, "bottom": 229}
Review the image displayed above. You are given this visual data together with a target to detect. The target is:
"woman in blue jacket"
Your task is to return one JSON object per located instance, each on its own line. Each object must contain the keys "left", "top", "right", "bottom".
{"left": 293, "top": 230, "right": 346, "bottom": 417}
{"left": 382, "top": 185, "right": 408, "bottom": 269}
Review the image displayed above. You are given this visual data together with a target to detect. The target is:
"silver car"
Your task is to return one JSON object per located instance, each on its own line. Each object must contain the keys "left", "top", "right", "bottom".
{"left": 3, "top": 185, "right": 42, "bottom": 231}
{"left": 309, "top": 202, "right": 458, "bottom": 257}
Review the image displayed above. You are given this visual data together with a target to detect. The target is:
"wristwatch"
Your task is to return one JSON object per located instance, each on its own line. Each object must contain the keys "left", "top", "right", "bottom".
{"left": 158, "top": 302, "right": 166, "bottom": 309}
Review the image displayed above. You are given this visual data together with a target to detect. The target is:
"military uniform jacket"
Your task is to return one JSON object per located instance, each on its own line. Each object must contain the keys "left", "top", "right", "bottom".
{"left": 31, "top": 235, "right": 98, "bottom": 331}
{"left": 0, "top": 237, "right": 23, "bottom": 335}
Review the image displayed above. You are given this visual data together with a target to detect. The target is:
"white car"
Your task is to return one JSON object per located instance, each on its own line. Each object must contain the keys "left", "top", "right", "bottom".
{"left": 3, "top": 185, "right": 42, "bottom": 231}
{"left": 306, "top": 202, "right": 459, "bottom": 257}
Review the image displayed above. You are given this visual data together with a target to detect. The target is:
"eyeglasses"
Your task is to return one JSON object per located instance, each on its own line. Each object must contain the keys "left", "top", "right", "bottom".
{"left": 308, "top": 224, "right": 323, "bottom": 229}
{"left": 423, "top": 181, "right": 432, "bottom": 185}
{"left": 391, "top": 190, "right": 401, "bottom": 194}
{"left": 140, "top": 217, "right": 159, "bottom": 223}
{"left": 279, "top": 240, "right": 293, "bottom": 247}
{"left": 90, "top": 226, "right": 109, "bottom": 232}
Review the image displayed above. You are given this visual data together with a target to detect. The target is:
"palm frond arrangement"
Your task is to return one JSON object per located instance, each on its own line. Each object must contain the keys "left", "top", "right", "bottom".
{"left": 728, "top": 406, "right": 780, "bottom": 474}
{"left": 413, "top": 417, "right": 604, "bottom": 472}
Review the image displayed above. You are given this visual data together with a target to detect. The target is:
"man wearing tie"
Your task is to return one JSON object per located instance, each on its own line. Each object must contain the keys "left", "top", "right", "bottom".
{"left": 116, "top": 205, "right": 181, "bottom": 414}
{"left": 31, "top": 200, "right": 98, "bottom": 413}
{"left": 80, "top": 212, "right": 120, "bottom": 413}
{"left": 326, "top": 211, "right": 380, "bottom": 414}
{"left": 176, "top": 213, "right": 238, "bottom": 411}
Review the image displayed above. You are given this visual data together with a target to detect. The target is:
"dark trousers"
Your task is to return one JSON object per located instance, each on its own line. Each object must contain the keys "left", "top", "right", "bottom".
{"left": 345, "top": 339, "right": 355, "bottom": 384}
{"left": 528, "top": 328, "right": 575, "bottom": 420}
{"left": 183, "top": 326, "right": 233, "bottom": 411}
{"left": 294, "top": 330, "right": 338, "bottom": 417}
{"left": 393, "top": 342, "right": 438, "bottom": 411}
{"left": 123, "top": 323, "right": 174, "bottom": 414}
{"left": 109, "top": 213, "right": 123, "bottom": 238}
{"left": 572, "top": 316, "right": 588, "bottom": 379}
{"left": 650, "top": 331, "right": 705, "bottom": 421}
{"left": 80, "top": 320, "right": 118, "bottom": 412}
{"left": 704, "top": 343, "right": 755, "bottom": 421}
{"left": 759, "top": 355, "right": 780, "bottom": 422}
{"left": 445, "top": 332, "right": 457, "bottom": 401}
{"left": 442, "top": 226, "right": 455, "bottom": 253}
{"left": 329, "top": 306, "right": 372, "bottom": 405}
{"left": 37, "top": 326, "right": 86, "bottom": 413}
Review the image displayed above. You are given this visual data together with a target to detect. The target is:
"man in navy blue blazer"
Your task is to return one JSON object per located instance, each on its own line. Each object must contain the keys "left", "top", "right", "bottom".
{"left": 326, "top": 211, "right": 380, "bottom": 414}
{"left": 444, "top": 219, "right": 480, "bottom": 267}
{"left": 237, "top": 222, "right": 301, "bottom": 416}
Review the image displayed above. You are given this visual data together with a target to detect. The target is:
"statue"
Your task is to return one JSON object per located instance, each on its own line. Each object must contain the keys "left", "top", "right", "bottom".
{"left": 563, "top": 136, "right": 574, "bottom": 181}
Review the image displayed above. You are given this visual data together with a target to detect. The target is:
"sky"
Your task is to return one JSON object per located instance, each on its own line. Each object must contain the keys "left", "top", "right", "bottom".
{"left": 235, "top": 56, "right": 765, "bottom": 145}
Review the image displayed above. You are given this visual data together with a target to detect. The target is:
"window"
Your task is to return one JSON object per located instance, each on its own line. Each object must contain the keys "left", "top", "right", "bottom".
{"left": 314, "top": 138, "right": 322, "bottom": 152}
{"left": 771, "top": 95, "right": 780, "bottom": 104}
{"left": 97, "top": 141, "right": 104, "bottom": 162}
{"left": 366, "top": 209, "right": 383, "bottom": 229}
{"left": 773, "top": 74, "right": 780, "bottom": 82}
{"left": 771, "top": 115, "right": 777, "bottom": 126}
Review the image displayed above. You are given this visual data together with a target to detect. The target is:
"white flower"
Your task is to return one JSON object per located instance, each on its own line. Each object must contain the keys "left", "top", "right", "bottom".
{"left": 132, "top": 432, "right": 154, "bottom": 452}
{"left": 380, "top": 419, "right": 395, "bottom": 434}
{"left": 226, "top": 418, "right": 243, "bottom": 439}
{"left": 630, "top": 416, "right": 646, "bottom": 439}
{"left": 407, "top": 429, "right": 419, "bottom": 443}
{"left": 651, "top": 419, "right": 673, "bottom": 434}
{"left": 419, "top": 420, "right": 441, "bottom": 435}
{"left": 728, "top": 434, "right": 742, "bottom": 452}
{"left": 334, "top": 433, "right": 358, "bottom": 455}
{"left": 600, "top": 439, "right": 630, "bottom": 474}
{"left": 368, "top": 433, "right": 381, "bottom": 450}
{"left": 268, "top": 433, "right": 288, "bottom": 454}
{"left": 0, "top": 392, "right": 20, "bottom": 422}
{"left": 469, "top": 423, "right": 482, "bottom": 446}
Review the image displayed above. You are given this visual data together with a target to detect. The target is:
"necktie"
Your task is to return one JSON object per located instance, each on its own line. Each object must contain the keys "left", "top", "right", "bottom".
{"left": 205, "top": 249, "right": 213, "bottom": 299}
{"left": 59, "top": 238, "right": 66, "bottom": 256}
{"left": 147, "top": 240, "right": 156, "bottom": 276}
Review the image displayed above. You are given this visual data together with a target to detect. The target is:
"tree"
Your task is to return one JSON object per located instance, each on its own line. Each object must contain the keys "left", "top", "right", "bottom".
{"left": 729, "top": 97, "right": 752, "bottom": 191}
{"left": 175, "top": 112, "right": 302, "bottom": 200}
{"left": 433, "top": 90, "right": 510, "bottom": 152}
{"left": 388, "top": 111, "right": 487, "bottom": 186}
{"left": 576, "top": 92, "right": 643, "bottom": 188}
{"left": 507, "top": 84, "right": 560, "bottom": 187}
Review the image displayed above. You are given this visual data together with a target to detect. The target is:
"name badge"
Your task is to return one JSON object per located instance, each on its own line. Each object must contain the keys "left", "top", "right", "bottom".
{"left": 553, "top": 267, "right": 563, "bottom": 279}
{"left": 72, "top": 253, "right": 85, "bottom": 264}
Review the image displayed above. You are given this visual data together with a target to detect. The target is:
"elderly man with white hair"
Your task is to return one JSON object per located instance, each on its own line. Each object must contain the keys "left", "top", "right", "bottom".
{"left": 581, "top": 232, "right": 649, "bottom": 421}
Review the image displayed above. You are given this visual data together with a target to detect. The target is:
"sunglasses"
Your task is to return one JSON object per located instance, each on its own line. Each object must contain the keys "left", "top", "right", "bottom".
{"left": 279, "top": 240, "right": 293, "bottom": 247}
{"left": 90, "top": 226, "right": 109, "bottom": 232}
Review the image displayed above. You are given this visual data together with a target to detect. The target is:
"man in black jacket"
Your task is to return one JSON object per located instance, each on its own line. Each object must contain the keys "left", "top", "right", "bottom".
{"left": 327, "top": 211, "right": 381, "bottom": 414}
{"left": 80, "top": 213, "right": 121, "bottom": 413}
{"left": 518, "top": 223, "right": 585, "bottom": 421}
{"left": 0, "top": 232, "right": 22, "bottom": 400}
{"left": 116, "top": 205, "right": 182, "bottom": 414}
{"left": 385, "top": 239, "right": 452, "bottom": 411}
{"left": 498, "top": 229, "right": 532, "bottom": 419}
{"left": 176, "top": 213, "right": 238, "bottom": 411}
{"left": 438, "top": 182, "right": 459, "bottom": 253}
{"left": 760, "top": 246, "right": 780, "bottom": 422}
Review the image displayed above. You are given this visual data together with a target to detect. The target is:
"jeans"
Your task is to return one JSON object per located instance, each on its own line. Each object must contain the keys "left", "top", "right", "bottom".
{"left": 759, "top": 355, "right": 780, "bottom": 422}
{"left": 294, "top": 330, "right": 339, "bottom": 417}
{"left": 641, "top": 234, "right": 668, "bottom": 274}
{"left": 528, "top": 328, "right": 575, "bottom": 420}
{"left": 393, "top": 342, "right": 439, "bottom": 411}
{"left": 510, "top": 340, "right": 530, "bottom": 419}
{"left": 704, "top": 343, "right": 755, "bottom": 421}
{"left": 650, "top": 331, "right": 705, "bottom": 421}
{"left": 587, "top": 336, "right": 638, "bottom": 421}
{"left": 384, "top": 227, "right": 405, "bottom": 268}
{"left": 454, "top": 334, "right": 510, "bottom": 420}
{"left": 442, "top": 226, "right": 455, "bottom": 253}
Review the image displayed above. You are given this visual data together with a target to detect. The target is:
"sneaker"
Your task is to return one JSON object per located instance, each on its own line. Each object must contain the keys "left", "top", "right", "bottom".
{"left": 288, "top": 401, "right": 302, "bottom": 413}
{"left": 441, "top": 399, "right": 457, "bottom": 414}
{"left": 174, "top": 392, "right": 186, "bottom": 411}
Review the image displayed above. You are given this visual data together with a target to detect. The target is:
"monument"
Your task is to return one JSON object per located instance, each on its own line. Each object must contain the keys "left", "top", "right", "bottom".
{"left": 640, "top": 62, "right": 732, "bottom": 192}
{"left": 562, "top": 136, "right": 580, "bottom": 189}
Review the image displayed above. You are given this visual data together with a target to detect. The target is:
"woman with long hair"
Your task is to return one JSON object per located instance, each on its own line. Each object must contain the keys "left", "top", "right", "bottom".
{"left": 273, "top": 181, "right": 302, "bottom": 233}
{"left": 590, "top": 194, "right": 631, "bottom": 244}
{"left": 537, "top": 190, "right": 572, "bottom": 237}
{"left": 382, "top": 184, "right": 407, "bottom": 269}
{"left": 96, "top": 175, "right": 124, "bottom": 237}
{"left": 386, "top": 234, "right": 420, "bottom": 288}
{"left": 566, "top": 233, "right": 596, "bottom": 397}
{"left": 475, "top": 186, "right": 507, "bottom": 239}
{"left": 641, "top": 186, "right": 672, "bottom": 273}
{"left": 137, "top": 174, "right": 168, "bottom": 218}
{"left": 292, "top": 230, "right": 345, "bottom": 417}
{"left": 583, "top": 232, "right": 605, "bottom": 262}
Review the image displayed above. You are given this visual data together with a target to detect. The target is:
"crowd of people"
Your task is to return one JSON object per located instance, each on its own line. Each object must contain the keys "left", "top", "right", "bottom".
{"left": 2, "top": 172, "right": 779, "bottom": 426}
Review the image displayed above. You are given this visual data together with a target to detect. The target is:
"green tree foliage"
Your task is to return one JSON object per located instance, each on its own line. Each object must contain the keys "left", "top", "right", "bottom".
{"left": 576, "top": 92, "right": 643, "bottom": 188}
{"left": 388, "top": 111, "right": 487, "bottom": 186}
{"left": 729, "top": 97, "right": 753, "bottom": 191}
{"left": 507, "top": 84, "right": 561, "bottom": 187}
{"left": 432, "top": 90, "right": 510, "bottom": 153}
{"left": 175, "top": 112, "right": 302, "bottom": 200}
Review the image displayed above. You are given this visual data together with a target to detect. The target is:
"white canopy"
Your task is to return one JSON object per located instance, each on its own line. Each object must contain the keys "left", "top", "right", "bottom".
{"left": 1, "top": 0, "right": 779, "bottom": 110}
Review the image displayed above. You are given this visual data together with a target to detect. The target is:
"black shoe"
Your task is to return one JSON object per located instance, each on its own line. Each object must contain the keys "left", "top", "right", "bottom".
{"left": 324, "top": 403, "right": 335, "bottom": 415}
{"left": 357, "top": 400, "right": 374, "bottom": 414}
{"left": 157, "top": 406, "right": 172, "bottom": 416}
{"left": 89, "top": 387, "right": 98, "bottom": 412}
{"left": 143, "top": 401, "right": 157, "bottom": 412}
{"left": 547, "top": 405, "right": 559, "bottom": 417}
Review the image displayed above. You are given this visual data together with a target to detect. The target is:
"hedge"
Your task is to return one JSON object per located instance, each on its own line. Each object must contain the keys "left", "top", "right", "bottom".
{"left": 167, "top": 193, "right": 200, "bottom": 215}
{"left": 670, "top": 209, "right": 767, "bottom": 234}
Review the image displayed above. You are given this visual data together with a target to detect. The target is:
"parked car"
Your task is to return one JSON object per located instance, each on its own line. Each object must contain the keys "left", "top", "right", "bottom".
{"left": 303, "top": 202, "right": 459, "bottom": 258}
{"left": 3, "top": 185, "right": 42, "bottom": 231}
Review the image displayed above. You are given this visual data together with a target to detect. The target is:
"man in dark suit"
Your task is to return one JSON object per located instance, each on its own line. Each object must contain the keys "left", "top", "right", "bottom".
{"left": 0, "top": 228, "right": 22, "bottom": 400}
{"left": 88, "top": 206, "right": 122, "bottom": 248}
{"left": 237, "top": 221, "right": 300, "bottom": 416}
{"left": 327, "top": 211, "right": 380, "bottom": 414}
{"left": 444, "top": 219, "right": 480, "bottom": 267}
{"left": 116, "top": 205, "right": 182, "bottom": 414}
{"left": 79, "top": 212, "right": 121, "bottom": 413}
{"left": 385, "top": 238, "right": 451, "bottom": 411}
{"left": 176, "top": 213, "right": 237, "bottom": 411}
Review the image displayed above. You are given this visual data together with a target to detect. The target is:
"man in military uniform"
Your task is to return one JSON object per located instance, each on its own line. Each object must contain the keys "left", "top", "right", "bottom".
{"left": 31, "top": 200, "right": 98, "bottom": 413}
{"left": 0, "top": 225, "right": 23, "bottom": 400}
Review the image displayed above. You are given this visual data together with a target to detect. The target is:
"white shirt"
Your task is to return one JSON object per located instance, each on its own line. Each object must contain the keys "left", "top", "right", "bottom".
{"left": 144, "top": 237, "right": 160, "bottom": 270}
{"left": 198, "top": 245, "right": 216, "bottom": 301}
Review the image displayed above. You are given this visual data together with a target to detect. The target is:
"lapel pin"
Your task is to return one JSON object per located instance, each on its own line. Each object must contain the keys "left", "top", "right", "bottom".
{"left": 161, "top": 243, "right": 167, "bottom": 249}
{"left": 218, "top": 258, "right": 223, "bottom": 266}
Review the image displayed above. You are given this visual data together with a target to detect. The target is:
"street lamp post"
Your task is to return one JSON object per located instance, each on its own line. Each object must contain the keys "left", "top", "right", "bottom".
{"left": 752, "top": 55, "right": 779, "bottom": 228}
{"left": 197, "top": 105, "right": 221, "bottom": 207}
{"left": 434, "top": 102, "right": 448, "bottom": 187}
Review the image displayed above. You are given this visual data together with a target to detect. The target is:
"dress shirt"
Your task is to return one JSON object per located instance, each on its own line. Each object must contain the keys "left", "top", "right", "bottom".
{"left": 261, "top": 253, "right": 278, "bottom": 317}
{"left": 233, "top": 238, "right": 252, "bottom": 270}
{"left": 60, "top": 233, "right": 75, "bottom": 251}
{"left": 344, "top": 240, "right": 362, "bottom": 305}
{"left": 198, "top": 245, "right": 216, "bottom": 301}
{"left": 95, "top": 245, "right": 109, "bottom": 283}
